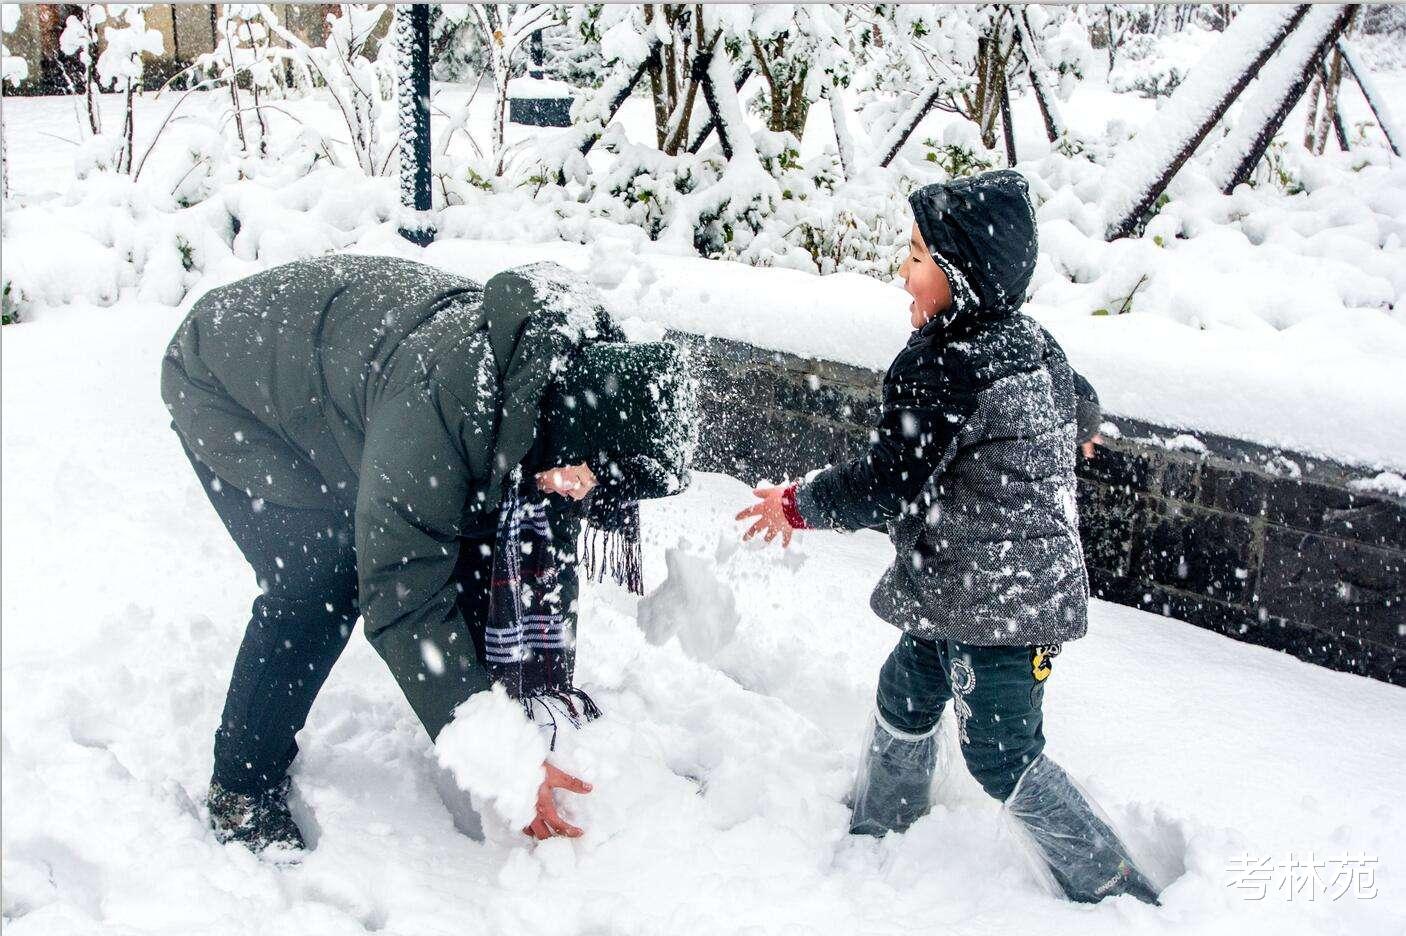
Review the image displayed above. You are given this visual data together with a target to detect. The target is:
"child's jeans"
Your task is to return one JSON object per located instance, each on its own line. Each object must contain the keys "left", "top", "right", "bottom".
{"left": 876, "top": 632, "right": 1061, "bottom": 801}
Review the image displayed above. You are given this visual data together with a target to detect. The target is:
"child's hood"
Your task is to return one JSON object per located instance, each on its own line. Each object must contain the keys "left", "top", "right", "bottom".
{"left": 908, "top": 169, "right": 1038, "bottom": 324}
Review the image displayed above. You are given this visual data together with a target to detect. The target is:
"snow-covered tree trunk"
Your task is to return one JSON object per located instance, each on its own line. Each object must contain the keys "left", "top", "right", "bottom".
{"left": 687, "top": 62, "right": 750, "bottom": 155}
{"left": 1337, "top": 40, "right": 1400, "bottom": 156}
{"left": 1313, "top": 51, "right": 1343, "bottom": 155}
{"left": 827, "top": 83, "right": 858, "bottom": 180}
{"left": 875, "top": 79, "right": 944, "bottom": 168}
{"left": 543, "top": 28, "right": 662, "bottom": 184}
{"left": 1000, "top": 78, "right": 1016, "bottom": 167}
{"left": 60, "top": 6, "right": 104, "bottom": 137}
{"left": 464, "top": 4, "right": 556, "bottom": 173}
{"left": 395, "top": 3, "right": 433, "bottom": 245}
{"left": 95, "top": 5, "right": 165, "bottom": 175}
{"left": 1015, "top": 8, "right": 1066, "bottom": 143}
{"left": 1101, "top": 4, "right": 1310, "bottom": 240}
{"left": 659, "top": 36, "right": 778, "bottom": 252}
{"left": 1208, "top": 4, "right": 1357, "bottom": 195}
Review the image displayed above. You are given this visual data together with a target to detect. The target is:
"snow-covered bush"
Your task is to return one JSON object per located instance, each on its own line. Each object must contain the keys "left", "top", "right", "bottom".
{"left": 441, "top": 4, "right": 558, "bottom": 173}
{"left": 1109, "top": 26, "right": 1218, "bottom": 100}
{"left": 196, "top": 4, "right": 287, "bottom": 158}
{"left": 270, "top": 4, "right": 397, "bottom": 176}
{"left": 95, "top": 4, "right": 165, "bottom": 174}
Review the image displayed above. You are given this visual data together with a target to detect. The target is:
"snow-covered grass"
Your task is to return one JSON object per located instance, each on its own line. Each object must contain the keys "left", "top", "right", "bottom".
{"left": 4, "top": 282, "right": 1406, "bottom": 936}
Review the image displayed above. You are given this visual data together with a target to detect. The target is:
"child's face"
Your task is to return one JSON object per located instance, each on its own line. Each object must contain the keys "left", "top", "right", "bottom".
{"left": 899, "top": 224, "right": 952, "bottom": 330}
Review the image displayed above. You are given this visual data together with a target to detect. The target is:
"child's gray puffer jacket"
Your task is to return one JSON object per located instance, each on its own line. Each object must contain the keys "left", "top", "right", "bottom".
{"left": 793, "top": 169, "right": 1090, "bottom": 647}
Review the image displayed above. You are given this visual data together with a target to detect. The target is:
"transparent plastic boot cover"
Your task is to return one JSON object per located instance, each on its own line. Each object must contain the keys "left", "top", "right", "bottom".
{"left": 848, "top": 712, "right": 942, "bottom": 837}
{"left": 1003, "top": 754, "right": 1165, "bottom": 904}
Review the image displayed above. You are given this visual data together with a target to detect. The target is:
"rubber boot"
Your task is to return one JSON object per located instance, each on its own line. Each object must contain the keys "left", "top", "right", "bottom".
{"left": 1004, "top": 755, "right": 1161, "bottom": 905}
{"left": 848, "top": 712, "right": 940, "bottom": 837}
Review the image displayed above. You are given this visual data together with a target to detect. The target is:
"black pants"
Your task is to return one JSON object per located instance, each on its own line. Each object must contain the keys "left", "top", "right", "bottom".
{"left": 876, "top": 633, "right": 1059, "bottom": 801}
{"left": 183, "top": 441, "right": 492, "bottom": 794}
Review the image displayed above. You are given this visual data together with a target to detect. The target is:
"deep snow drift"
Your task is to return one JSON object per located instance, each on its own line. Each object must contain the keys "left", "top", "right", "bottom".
{"left": 4, "top": 296, "right": 1405, "bottom": 936}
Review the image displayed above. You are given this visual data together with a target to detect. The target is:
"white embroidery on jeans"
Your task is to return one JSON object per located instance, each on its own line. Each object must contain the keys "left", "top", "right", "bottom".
{"left": 949, "top": 658, "right": 976, "bottom": 744}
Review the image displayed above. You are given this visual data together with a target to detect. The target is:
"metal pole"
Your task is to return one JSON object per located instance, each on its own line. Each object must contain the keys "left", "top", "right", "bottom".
{"left": 396, "top": 3, "right": 434, "bottom": 246}
{"left": 529, "top": 28, "right": 545, "bottom": 80}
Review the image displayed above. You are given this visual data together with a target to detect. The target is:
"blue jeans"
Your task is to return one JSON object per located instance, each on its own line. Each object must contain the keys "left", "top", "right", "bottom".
{"left": 876, "top": 633, "right": 1059, "bottom": 800}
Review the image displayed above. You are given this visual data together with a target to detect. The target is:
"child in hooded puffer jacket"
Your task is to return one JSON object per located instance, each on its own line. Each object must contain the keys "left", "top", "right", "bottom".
{"left": 737, "top": 170, "right": 1161, "bottom": 905}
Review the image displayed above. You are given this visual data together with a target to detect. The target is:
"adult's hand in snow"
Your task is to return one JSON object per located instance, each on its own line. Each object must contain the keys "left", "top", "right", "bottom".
{"left": 1080, "top": 434, "right": 1103, "bottom": 460}
{"left": 523, "top": 762, "right": 592, "bottom": 840}
{"left": 736, "top": 486, "right": 794, "bottom": 547}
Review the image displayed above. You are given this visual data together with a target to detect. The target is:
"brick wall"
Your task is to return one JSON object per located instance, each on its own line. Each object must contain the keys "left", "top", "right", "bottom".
{"left": 670, "top": 330, "right": 1406, "bottom": 686}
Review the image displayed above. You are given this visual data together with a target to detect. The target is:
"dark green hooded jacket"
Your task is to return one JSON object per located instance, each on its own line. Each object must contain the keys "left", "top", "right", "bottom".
{"left": 161, "top": 255, "right": 619, "bottom": 735}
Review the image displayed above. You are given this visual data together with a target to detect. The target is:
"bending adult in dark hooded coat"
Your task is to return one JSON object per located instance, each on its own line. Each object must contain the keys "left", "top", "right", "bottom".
{"left": 161, "top": 256, "right": 694, "bottom": 848}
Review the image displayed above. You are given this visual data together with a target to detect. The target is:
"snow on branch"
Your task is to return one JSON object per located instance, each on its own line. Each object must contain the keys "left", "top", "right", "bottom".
{"left": 537, "top": 26, "right": 662, "bottom": 184}
{"left": 874, "top": 79, "right": 945, "bottom": 168}
{"left": 657, "top": 40, "right": 777, "bottom": 251}
{"left": 1208, "top": 5, "right": 1358, "bottom": 194}
{"left": 1337, "top": 39, "right": 1403, "bottom": 157}
{"left": 1014, "top": 8, "right": 1066, "bottom": 144}
{"left": 1100, "top": 4, "right": 1310, "bottom": 241}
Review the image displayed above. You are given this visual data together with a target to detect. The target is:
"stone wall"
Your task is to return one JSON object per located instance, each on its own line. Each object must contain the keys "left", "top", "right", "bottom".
{"left": 670, "top": 330, "right": 1406, "bottom": 687}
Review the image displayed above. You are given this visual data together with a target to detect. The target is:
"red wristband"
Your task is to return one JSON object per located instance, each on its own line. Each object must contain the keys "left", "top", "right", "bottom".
{"left": 780, "top": 483, "right": 810, "bottom": 530}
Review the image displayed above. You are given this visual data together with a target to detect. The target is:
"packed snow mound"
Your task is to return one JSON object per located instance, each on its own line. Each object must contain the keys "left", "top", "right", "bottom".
{"left": 436, "top": 685, "right": 548, "bottom": 830}
{"left": 636, "top": 545, "right": 740, "bottom": 662}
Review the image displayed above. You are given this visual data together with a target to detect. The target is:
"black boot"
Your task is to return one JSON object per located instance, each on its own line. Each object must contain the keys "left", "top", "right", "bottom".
{"left": 1004, "top": 755, "right": 1161, "bottom": 905}
{"left": 208, "top": 776, "right": 306, "bottom": 856}
{"left": 848, "top": 713, "right": 941, "bottom": 837}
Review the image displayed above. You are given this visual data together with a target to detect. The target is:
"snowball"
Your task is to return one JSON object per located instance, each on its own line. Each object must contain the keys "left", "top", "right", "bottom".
{"left": 435, "top": 685, "right": 547, "bottom": 830}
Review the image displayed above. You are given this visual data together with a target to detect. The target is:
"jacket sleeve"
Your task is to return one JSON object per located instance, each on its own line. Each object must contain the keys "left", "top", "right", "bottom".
{"left": 1038, "top": 325, "right": 1102, "bottom": 445}
{"left": 794, "top": 347, "right": 975, "bottom": 532}
{"left": 355, "top": 386, "right": 493, "bottom": 740}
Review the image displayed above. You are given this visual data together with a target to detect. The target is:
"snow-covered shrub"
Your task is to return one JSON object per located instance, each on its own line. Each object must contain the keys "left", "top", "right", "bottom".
{"left": 1109, "top": 26, "right": 1218, "bottom": 101}
{"left": 429, "top": 4, "right": 485, "bottom": 82}
{"left": 270, "top": 5, "right": 397, "bottom": 177}
{"left": 95, "top": 4, "right": 165, "bottom": 174}
{"left": 196, "top": 4, "right": 287, "bottom": 158}
{"left": 2, "top": 276, "right": 27, "bottom": 325}
{"left": 922, "top": 122, "right": 998, "bottom": 179}
{"left": 740, "top": 4, "right": 852, "bottom": 137}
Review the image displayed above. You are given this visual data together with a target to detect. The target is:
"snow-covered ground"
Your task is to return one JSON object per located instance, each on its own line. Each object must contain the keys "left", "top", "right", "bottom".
{"left": 4, "top": 274, "right": 1406, "bottom": 935}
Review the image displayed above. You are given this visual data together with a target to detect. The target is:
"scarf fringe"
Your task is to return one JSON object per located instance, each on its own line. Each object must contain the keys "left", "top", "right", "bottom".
{"left": 580, "top": 522, "right": 644, "bottom": 595}
{"left": 521, "top": 688, "right": 604, "bottom": 750}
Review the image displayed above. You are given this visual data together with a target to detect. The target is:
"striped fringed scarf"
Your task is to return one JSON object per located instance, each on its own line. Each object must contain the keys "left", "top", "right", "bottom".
{"left": 580, "top": 500, "right": 645, "bottom": 596}
{"left": 487, "top": 477, "right": 602, "bottom": 747}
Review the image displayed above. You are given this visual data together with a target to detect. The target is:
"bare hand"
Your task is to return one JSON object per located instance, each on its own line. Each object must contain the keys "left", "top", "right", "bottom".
{"left": 523, "top": 762, "right": 592, "bottom": 840}
{"left": 735, "top": 485, "right": 794, "bottom": 548}
{"left": 1080, "top": 433, "right": 1103, "bottom": 460}
{"left": 535, "top": 462, "right": 597, "bottom": 501}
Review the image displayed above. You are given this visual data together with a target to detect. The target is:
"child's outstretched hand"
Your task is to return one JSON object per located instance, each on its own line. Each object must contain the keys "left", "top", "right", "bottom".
{"left": 736, "top": 485, "right": 795, "bottom": 547}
